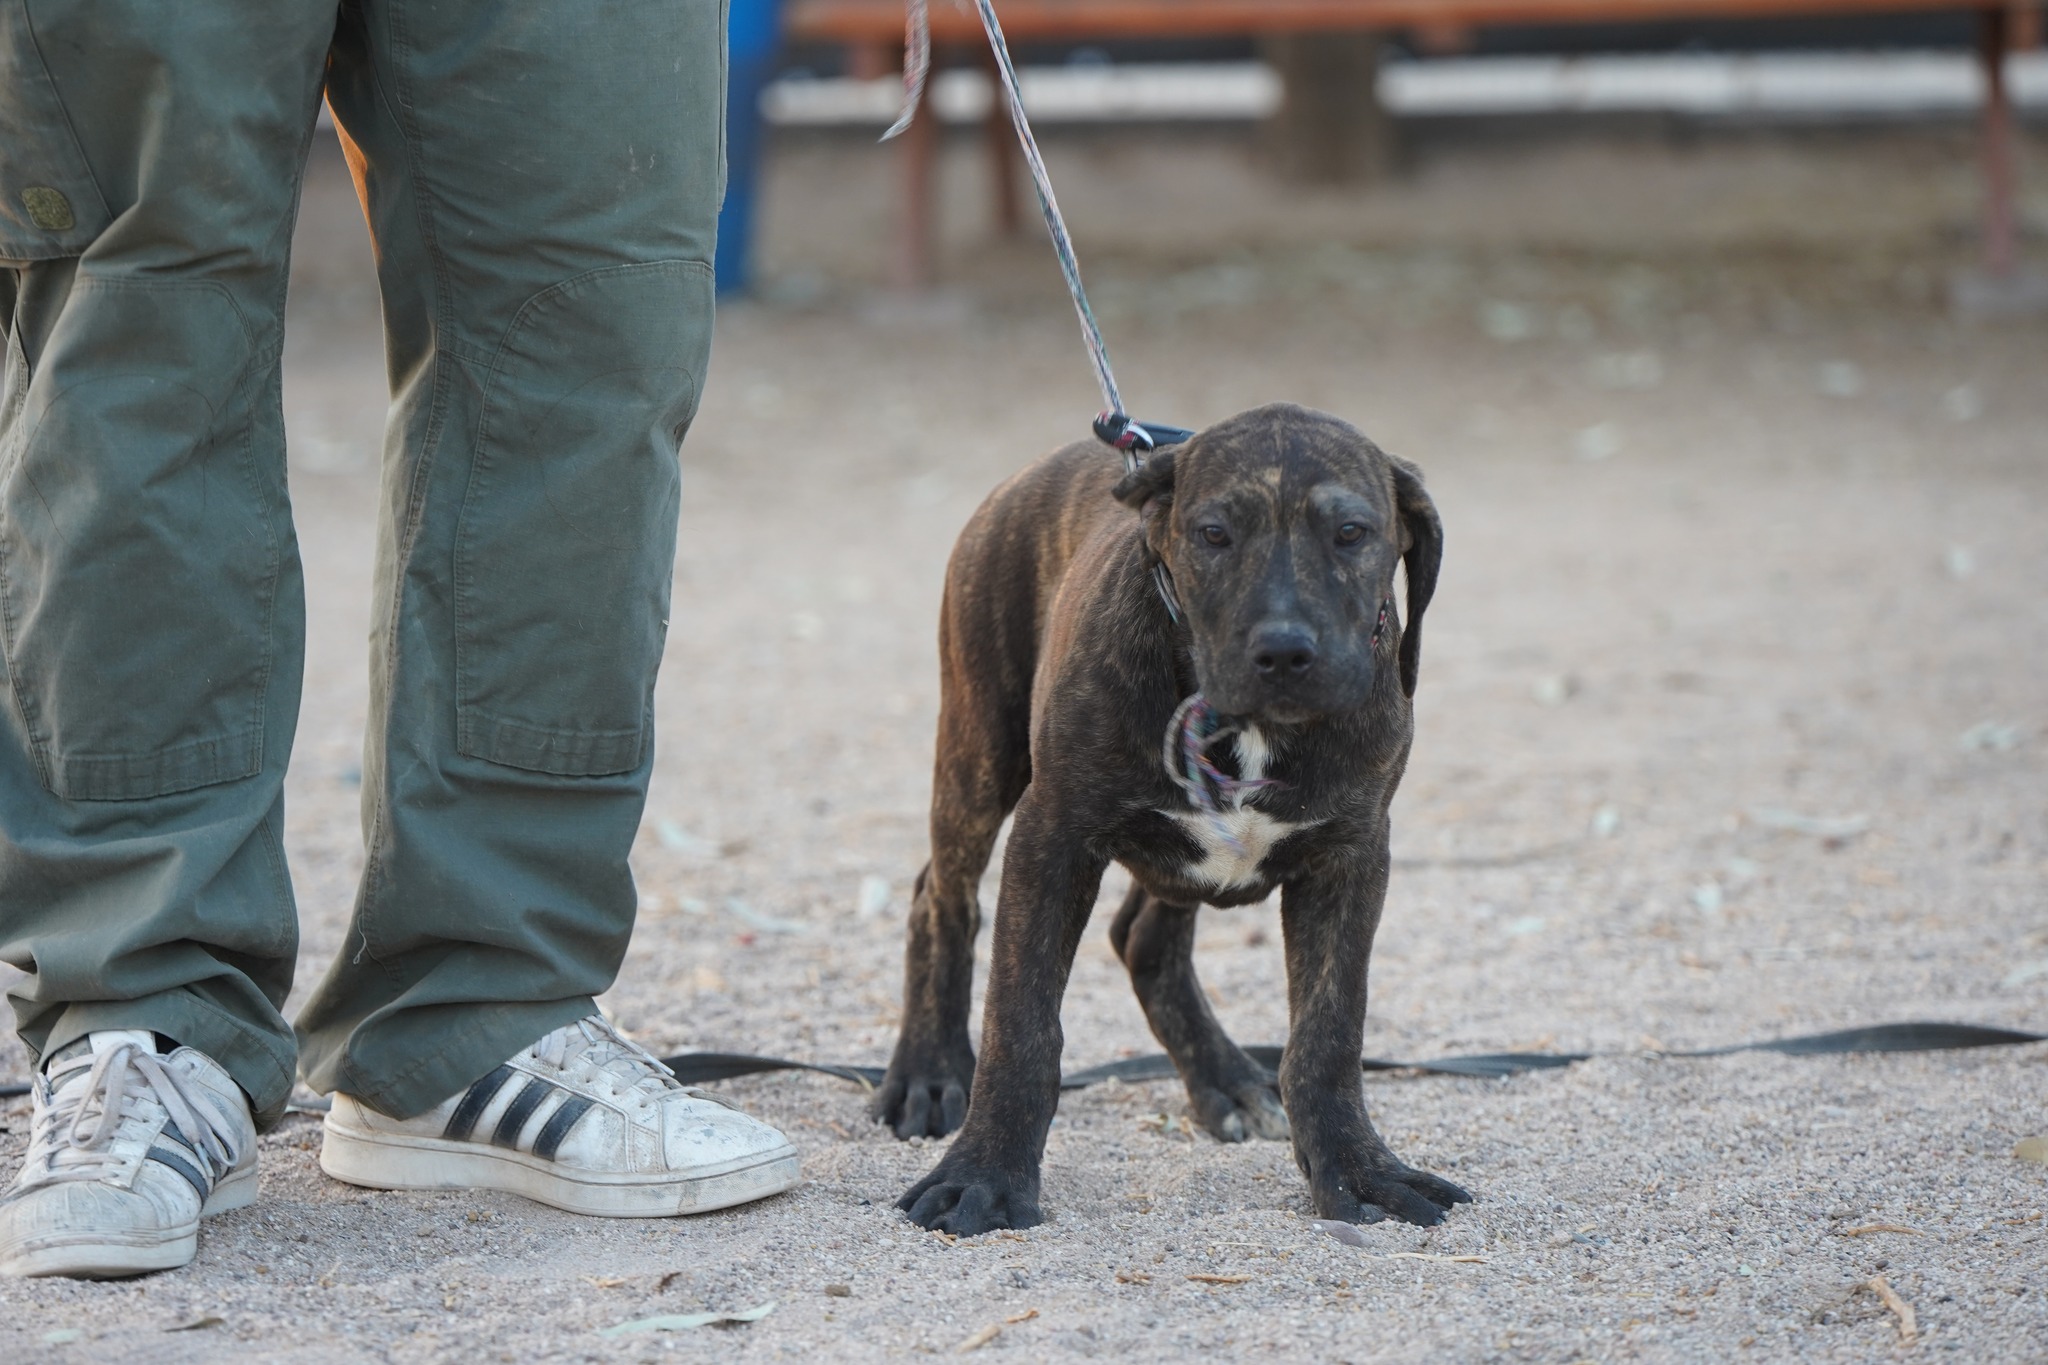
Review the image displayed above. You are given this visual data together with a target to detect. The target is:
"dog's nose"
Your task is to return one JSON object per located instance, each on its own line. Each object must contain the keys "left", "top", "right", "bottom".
{"left": 1250, "top": 623, "right": 1318, "bottom": 678}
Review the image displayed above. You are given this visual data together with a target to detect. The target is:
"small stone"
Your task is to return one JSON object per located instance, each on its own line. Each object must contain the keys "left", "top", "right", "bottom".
{"left": 855, "top": 875, "right": 891, "bottom": 919}
{"left": 824, "top": 1283, "right": 852, "bottom": 1297}
{"left": 1573, "top": 423, "right": 1622, "bottom": 462}
{"left": 1547, "top": 1230, "right": 1573, "bottom": 1248}
{"left": 1310, "top": 1219, "right": 1368, "bottom": 1248}
{"left": 1818, "top": 360, "right": 1864, "bottom": 398}
{"left": 1958, "top": 721, "right": 2022, "bottom": 753}
{"left": 1941, "top": 384, "right": 1983, "bottom": 422}
{"left": 1590, "top": 351, "right": 1664, "bottom": 391}
{"left": 1478, "top": 300, "right": 1536, "bottom": 343}
{"left": 2014, "top": 1136, "right": 2048, "bottom": 1165}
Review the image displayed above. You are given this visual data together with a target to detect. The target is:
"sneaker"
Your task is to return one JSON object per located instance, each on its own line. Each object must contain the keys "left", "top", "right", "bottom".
{"left": 0, "top": 1031, "right": 258, "bottom": 1279}
{"left": 319, "top": 1014, "right": 799, "bottom": 1217}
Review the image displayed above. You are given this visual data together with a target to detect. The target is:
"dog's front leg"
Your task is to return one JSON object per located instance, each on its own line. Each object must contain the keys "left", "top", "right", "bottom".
{"left": 1279, "top": 839, "right": 1472, "bottom": 1226}
{"left": 898, "top": 790, "right": 1106, "bottom": 1234}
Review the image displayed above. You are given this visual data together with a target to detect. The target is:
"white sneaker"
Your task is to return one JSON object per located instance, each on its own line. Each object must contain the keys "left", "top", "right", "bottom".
{"left": 320, "top": 1014, "right": 799, "bottom": 1217}
{"left": 0, "top": 1031, "right": 258, "bottom": 1279}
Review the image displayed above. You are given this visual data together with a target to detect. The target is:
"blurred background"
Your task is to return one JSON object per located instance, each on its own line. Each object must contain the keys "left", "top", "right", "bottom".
{"left": 4, "top": 2, "right": 2040, "bottom": 1356}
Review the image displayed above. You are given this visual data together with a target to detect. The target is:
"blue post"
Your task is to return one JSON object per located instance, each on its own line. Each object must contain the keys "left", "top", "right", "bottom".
{"left": 716, "top": 0, "right": 785, "bottom": 295}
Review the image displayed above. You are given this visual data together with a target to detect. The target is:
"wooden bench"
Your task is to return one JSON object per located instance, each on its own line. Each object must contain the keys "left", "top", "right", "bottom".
{"left": 777, "top": 0, "right": 2035, "bottom": 285}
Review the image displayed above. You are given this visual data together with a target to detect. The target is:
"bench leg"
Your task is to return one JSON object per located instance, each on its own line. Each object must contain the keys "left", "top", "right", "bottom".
{"left": 984, "top": 48, "right": 1022, "bottom": 237}
{"left": 894, "top": 95, "right": 939, "bottom": 289}
{"left": 1261, "top": 31, "right": 1398, "bottom": 185}
{"left": 1980, "top": 4, "right": 2019, "bottom": 275}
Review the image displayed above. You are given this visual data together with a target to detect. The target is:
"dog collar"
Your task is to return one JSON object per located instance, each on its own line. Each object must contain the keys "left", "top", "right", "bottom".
{"left": 1151, "top": 560, "right": 1184, "bottom": 624}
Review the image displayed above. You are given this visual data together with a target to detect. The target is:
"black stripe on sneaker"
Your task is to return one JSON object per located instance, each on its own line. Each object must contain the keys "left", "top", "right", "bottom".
{"left": 148, "top": 1145, "right": 212, "bottom": 1201}
{"left": 443, "top": 1064, "right": 517, "bottom": 1142}
{"left": 157, "top": 1120, "right": 204, "bottom": 1166}
{"left": 530, "top": 1095, "right": 596, "bottom": 1161}
{"left": 490, "top": 1078, "right": 555, "bottom": 1150}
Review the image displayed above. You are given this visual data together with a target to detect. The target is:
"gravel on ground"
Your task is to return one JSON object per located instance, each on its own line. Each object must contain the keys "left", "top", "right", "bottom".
{"left": 4, "top": 120, "right": 2045, "bottom": 1362}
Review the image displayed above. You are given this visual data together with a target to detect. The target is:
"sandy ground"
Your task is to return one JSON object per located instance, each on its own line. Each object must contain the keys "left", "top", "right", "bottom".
{"left": 4, "top": 119, "right": 2047, "bottom": 1361}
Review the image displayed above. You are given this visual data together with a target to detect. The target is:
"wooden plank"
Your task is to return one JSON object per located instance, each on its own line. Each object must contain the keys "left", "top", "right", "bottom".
{"left": 786, "top": 0, "right": 2000, "bottom": 44}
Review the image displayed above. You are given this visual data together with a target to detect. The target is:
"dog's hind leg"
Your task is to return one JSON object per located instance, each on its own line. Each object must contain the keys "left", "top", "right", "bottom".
{"left": 1109, "top": 886, "right": 1290, "bottom": 1142}
{"left": 872, "top": 669, "right": 1029, "bottom": 1139}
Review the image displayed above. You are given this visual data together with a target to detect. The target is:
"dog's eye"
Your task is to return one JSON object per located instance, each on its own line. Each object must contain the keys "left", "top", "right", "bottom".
{"left": 1199, "top": 525, "right": 1231, "bottom": 548}
{"left": 1335, "top": 522, "right": 1369, "bottom": 547}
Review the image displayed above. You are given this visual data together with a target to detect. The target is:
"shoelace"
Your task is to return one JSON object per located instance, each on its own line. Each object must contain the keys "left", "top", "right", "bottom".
{"left": 535, "top": 1016, "right": 737, "bottom": 1111}
{"left": 28, "top": 1044, "right": 239, "bottom": 1187}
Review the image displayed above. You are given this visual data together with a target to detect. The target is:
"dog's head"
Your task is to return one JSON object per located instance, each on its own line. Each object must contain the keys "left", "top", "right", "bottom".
{"left": 1113, "top": 403, "right": 1441, "bottom": 722}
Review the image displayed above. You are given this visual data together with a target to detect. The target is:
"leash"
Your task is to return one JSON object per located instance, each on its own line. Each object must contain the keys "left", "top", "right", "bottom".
{"left": 658, "top": 1020, "right": 2046, "bottom": 1091}
{"left": 6, "top": 1022, "right": 2032, "bottom": 1106}
{"left": 887, "top": 0, "right": 1228, "bottom": 835}
{"left": 884, "top": 0, "right": 1193, "bottom": 473}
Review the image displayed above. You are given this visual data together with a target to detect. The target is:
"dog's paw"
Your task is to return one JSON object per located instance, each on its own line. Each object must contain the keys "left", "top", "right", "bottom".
{"left": 1188, "top": 1077, "right": 1289, "bottom": 1143}
{"left": 870, "top": 1049, "right": 975, "bottom": 1140}
{"left": 898, "top": 1156, "right": 1042, "bottom": 1236}
{"left": 1312, "top": 1161, "right": 1471, "bottom": 1227}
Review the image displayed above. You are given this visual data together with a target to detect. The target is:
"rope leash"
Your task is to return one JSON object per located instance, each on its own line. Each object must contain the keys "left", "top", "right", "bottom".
{"left": 883, "top": 0, "right": 1192, "bottom": 473}
{"left": 14, "top": 1022, "right": 2031, "bottom": 1109}
{"left": 887, "top": 0, "right": 1235, "bottom": 839}
{"left": 659, "top": 1021, "right": 2047, "bottom": 1091}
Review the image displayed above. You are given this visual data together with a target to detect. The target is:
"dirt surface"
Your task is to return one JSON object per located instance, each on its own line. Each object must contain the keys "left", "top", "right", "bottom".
{"left": 5, "top": 122, "right": 2047, "bottom": 1362}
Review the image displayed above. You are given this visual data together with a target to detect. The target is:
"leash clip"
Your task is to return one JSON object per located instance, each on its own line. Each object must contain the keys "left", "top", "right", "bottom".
{"left": 1095, "top": 410, "right": 1196, "bottom": 458}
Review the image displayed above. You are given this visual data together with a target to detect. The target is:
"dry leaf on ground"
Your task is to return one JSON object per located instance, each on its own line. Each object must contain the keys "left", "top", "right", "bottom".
{"left": 1384, "top": 1253, "right": 1488, "bottom": 1264}
{"left": 956, "top": 1323, "right": 1001, "bottom": 1352}
{"left": 599, "top": 1302, "right": 777, "bottom": 1337}
{"left": 163, "top": 1316, "right": 225, "bottom": 1333}
{"left": 1861, "top": 1277, "right": 1918, "bottom": 1343}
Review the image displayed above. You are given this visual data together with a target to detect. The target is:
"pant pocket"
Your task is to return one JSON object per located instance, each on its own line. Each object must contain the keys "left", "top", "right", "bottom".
{"left": 0, "top": 276, "right": 277, "bottom": 799}
{"left": 453, "top": 260, "right": 711, "bottom": 777}
{"left": 0, "top": 0, "right": 113, "bottom": 260}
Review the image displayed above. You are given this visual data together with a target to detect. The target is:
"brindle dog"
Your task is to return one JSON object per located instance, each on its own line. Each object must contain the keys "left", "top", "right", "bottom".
{"left": 873, "top": 403, "right": 1469, "bottom": 1234}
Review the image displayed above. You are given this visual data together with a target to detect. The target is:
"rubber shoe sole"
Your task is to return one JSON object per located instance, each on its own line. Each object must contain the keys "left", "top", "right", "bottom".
{"left": 0, "top": 1163, "right": 258, "bottom": 1280}
{"left": 319, "top": 1120, "right": 800, "bottom": 1217}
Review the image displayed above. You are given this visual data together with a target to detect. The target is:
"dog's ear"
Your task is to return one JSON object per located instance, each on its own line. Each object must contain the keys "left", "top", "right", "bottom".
{"left": 1111, "top": 447, "right": 1176, "bottom": 513}
{"left": 1390, "top": 457, "right": 1441, "bottom": 698}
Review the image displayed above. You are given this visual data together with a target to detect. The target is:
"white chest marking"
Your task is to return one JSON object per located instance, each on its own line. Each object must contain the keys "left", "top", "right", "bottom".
{"left": 1160, "top": 725, "right": 1313, "bottom": 891}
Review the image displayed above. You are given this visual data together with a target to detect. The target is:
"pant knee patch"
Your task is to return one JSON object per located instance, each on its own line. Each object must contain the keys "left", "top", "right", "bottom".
{"left": 0, "top": 276, "right": 277, "bottom": 800}
{"left": 453, "top": 260, "right": 710, "bottom": 777}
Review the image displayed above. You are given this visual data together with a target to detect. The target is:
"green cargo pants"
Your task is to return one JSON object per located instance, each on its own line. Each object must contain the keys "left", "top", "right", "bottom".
{"left": 0, "top": 0, "right": 725, "bottom": 1125}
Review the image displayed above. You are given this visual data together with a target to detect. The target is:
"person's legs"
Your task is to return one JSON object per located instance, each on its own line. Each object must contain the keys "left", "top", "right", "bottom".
{"left": 0, "top": 0, "right": 335, "bottom": 1280}
{"left": 0, "top": 0, "right": 336, "bottom": 1125}
{"left": 296, "top": 0, "right": 727, "bottom": 1118}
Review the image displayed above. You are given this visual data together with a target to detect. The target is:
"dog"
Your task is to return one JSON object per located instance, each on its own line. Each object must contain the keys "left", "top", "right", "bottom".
{"left": 871, "top": 402, "right": 1467, "bottom": 1235}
